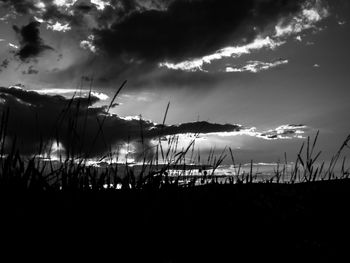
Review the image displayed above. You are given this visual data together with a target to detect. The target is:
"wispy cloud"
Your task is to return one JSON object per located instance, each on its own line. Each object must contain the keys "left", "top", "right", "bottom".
{"left": 258, "top": 124, "right": 308, "bottom": 140}
{"left": 210, "top": 124, "right": 308, "bottom": 140}
{"left": 225, "top": 59, "right": 288, "bottom": 73}
{"left": 159, "top": 37, "right": 284, "bottom": 72}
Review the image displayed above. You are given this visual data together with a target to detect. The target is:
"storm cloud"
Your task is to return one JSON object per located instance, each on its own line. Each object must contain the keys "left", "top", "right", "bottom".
{"left": 93, "top": 0, "right": 308, "bottom": 63}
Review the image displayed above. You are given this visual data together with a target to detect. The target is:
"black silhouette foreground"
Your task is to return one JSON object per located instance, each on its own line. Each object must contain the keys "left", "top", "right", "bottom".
{"left": 1, "top": 179, "right": 350, "bottom": 262}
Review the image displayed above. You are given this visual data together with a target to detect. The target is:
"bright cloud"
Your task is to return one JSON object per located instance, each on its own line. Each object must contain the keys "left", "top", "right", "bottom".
{"left": 80, "top": 35, "right": 97, "bottom": 53}
{"left": 34, "top": 16, "right": 45, "bottom": 23}
{"left": 34, "top": 1, "right": 46, "bottom": 11}
{"left": 91, "top": 92, "right": 109, "bottom": 101}
{"left": 159, "top": 37, "right": 285, "bottom": 72}
{"left": 33, "top": 88, "right": 109, "bottom": 100}
{"left": 53, "top": 0, "right": 78, "bottom": 8}
{"left": 274, "top": 1, "right": 329, "bottom": 38}
{"left": 90, "top": 0, "right": 110, "bottom": 10}
{"left": 47, "top": 22, "right": 71, "bottom": 32}
{"left": 8, "top": 43, "right": 19, "bottom": 49}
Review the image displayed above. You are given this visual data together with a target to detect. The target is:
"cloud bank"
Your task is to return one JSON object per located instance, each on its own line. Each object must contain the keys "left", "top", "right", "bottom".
{"left": 0, "top": 86, "right": 307, "bottom": 159}
{"left": 0, "top": 86, "right": 240, "bottom": 158}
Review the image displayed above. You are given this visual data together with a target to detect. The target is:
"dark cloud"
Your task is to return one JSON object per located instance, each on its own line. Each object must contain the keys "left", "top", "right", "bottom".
{"left": 0, "top": 59, "right": 10, "bottom": 72}
{"left": 22, "top": 65, "right": 39, "bottom": 75}
{"left": 74, "top": 3, "right": 94, "bottom": 13}
{"left": 153, "top": 121, "right": 241, "bottom": 136}
{"left": 93, "top": 0, "right": 308, "bottom": 63}
{"left": 13, "top": 21, "right": 54, "bottom": 62}
{"left": 0, "top": 86, "right": 242, "bottom": 158}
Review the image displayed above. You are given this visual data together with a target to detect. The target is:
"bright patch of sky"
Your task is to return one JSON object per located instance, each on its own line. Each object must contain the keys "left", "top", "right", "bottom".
{"left": 157, "top": 124, "right": 308, "bottom": 158}
{"left": 151, "top": 124, "right": 308, "bottom": 166}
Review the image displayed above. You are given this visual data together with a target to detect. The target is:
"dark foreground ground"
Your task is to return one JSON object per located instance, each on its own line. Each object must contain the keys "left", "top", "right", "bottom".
{"left": 1, "top": 180, "right": 350, "bottom": 262}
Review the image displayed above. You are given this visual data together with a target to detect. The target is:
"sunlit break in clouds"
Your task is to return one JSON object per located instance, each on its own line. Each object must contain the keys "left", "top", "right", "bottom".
{"left": 0, "top": 0, "right": 349, "bottom": 165}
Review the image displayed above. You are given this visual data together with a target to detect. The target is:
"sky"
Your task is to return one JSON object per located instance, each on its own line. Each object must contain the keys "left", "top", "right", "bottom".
{"left": 0, "top": 0, "right": 349, "bottom": 165}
